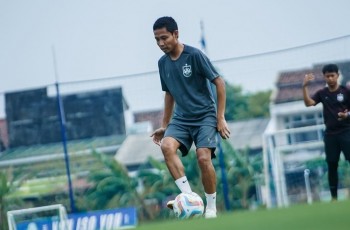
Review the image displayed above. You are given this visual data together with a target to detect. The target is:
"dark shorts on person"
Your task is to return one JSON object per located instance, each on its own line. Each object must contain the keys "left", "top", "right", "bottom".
{"left": 323, "top": 129, "right": 350, "bottom": 162}
{"left": 164, "top": 123, "right": 218, "bottom": 158}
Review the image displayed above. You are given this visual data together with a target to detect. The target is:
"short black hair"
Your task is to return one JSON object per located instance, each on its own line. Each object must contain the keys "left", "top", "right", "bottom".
{"left": 153, "top": 16, "right": 178, "bottom": 33}
{"left": 322, "top": 64, "right": 339, "bottom": 74}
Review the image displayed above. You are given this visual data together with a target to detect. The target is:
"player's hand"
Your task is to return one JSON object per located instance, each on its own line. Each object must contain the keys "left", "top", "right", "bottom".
{"left": 150, "top": 128, "right": 166, "bottom": 146}
{"left": 338, "top": 109, "right": 349, "bottom": 121}
{"left": 217, "top": 117, "right": 230, "bottom": 139}
{"left": 303, "top": 73, "right": 315, "bottom": 87}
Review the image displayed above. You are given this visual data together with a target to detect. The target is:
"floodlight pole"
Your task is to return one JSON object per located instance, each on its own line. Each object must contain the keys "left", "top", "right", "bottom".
{"left": 52, "top": 46, "right": 76, "bottom": 213}
{"left": 55, "top": 82, "right": 76, "bottom": 213}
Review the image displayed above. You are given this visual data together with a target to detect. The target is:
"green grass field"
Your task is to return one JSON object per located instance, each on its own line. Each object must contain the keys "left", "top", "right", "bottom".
{"left": 137, "top": 200, "right": 350, "bottom": 230}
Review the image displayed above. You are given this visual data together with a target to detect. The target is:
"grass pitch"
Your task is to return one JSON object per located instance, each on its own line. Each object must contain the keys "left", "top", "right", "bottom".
{"left": 137, "top": 200, "right": 350, "bottom": 230}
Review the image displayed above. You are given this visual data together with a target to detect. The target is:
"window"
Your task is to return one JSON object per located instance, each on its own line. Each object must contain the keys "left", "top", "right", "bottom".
{"left": 284, "top": 112, "right": 323, "bottom": 144}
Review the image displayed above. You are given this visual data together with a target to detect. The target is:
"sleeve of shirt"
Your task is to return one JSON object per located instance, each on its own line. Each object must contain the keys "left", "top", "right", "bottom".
{"left": 311, "top": 89, "right": 322, "bottom": 105}
{"left": 194, "top": 50, "right": 219, "bottom": 81}
{"left": 158, "top": 59, "right": 169, "bottom": 92}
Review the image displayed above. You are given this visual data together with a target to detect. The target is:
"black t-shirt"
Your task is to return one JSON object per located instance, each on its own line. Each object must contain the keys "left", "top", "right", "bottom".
{"left": 312, "top": 85, "right": 350, "bottom": 134}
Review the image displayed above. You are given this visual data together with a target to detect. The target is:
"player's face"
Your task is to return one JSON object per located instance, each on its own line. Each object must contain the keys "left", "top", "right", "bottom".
{"left": 154, "top": 27, "right": 178, "bottom": 54}
{"left": 324, "top": 72, "right": 339, "bottom": 88}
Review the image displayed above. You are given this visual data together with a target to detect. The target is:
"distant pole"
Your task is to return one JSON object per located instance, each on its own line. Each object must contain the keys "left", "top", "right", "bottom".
{"left": 52, "top": 45, "right": 76, "bottom": 212}
{"left": 304, "top": 169, "right": 312, "bottom": 204}
{"left": 200, "top": 20, "right": 207, "bottom": 54}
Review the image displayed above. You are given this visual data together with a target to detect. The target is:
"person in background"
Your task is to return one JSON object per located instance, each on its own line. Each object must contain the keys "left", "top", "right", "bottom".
{"left": 302, "top": 63, "right": 350, "bottom": 201}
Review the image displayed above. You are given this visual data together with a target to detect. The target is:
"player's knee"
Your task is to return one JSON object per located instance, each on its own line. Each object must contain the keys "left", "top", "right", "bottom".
{"left": 196, "top": 150, "right": 211, "bottom": 167}
{"left": 160, "top": 139, "right": 177, "bottom": 155}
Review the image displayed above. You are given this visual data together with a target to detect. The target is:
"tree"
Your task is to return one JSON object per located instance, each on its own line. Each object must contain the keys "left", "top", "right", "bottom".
{"left": 217, "top": 141, "right": 263, "bottom": 209}
{"left": 136, "top": 158, "right": 178, "bottom": 219}
{"left": 83, "top": 151, "right": 154, "bottom": 220}
{"left": 0, "top": 169, "right": 26, "bottom": 230}
{"left": 225, "top": 84, "right": 248, "bottom": 121}
{"left": 224, "top": 81, "right": 271, "bottom": 121}
{"left": 246, "top": 90, "right": 272, "bottom": 118}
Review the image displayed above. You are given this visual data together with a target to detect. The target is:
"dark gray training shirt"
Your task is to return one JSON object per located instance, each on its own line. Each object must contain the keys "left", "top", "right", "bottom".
{"left": 158, "top": 45, "right": 219, "bottom": 127}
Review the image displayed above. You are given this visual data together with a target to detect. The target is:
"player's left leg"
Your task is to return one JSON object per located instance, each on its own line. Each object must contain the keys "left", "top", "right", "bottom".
{"left": 193, "top": 125, "right": 218, "bottom": 218}
{"left": 196, "top": 147, "right": 217, "bottom": 218}
{"left": 324, "top": 133, "right": 341, "bottom": 200}
{"left": 339, "top": 129, "right": 350, "bottom": 162}
{"left": 196, "top": 148, "right": 216, "bottom": 194}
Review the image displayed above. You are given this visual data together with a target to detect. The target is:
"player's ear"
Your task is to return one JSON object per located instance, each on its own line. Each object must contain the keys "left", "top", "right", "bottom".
{"left": 173, "top": 30, "right": 179, "bottom": 39}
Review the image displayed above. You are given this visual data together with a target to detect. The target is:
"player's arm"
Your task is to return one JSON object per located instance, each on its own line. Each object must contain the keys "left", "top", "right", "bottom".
{"left": 212, "top": 77, "right": 230, "bottom": 139}
{"left": 302, "top": 73, "right": 316, "bottom": 107}
{"left": 151, "top": 91, "right": 174, "bottom": 145}
{"left": 162, "top": 91, "right": 175, "bottom": 128}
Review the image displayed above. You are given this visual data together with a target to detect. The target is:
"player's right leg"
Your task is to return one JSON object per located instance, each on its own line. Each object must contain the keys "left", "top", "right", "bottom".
{"left": 161, "top": 126, "right": 192, "bottom": 209}
{"left": 161, "top": 136, "right": 184, "bottom": 179}
{"left": 161, "top": 137, "right": 183, "bottom": 210}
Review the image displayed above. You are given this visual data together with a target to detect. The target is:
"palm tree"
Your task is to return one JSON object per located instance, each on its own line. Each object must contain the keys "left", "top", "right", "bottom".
{"left": 0, "top": 169, "right": 26, "bottom": 230}
{"left": 84, "top": 151, "right": 154, "bottom": 220}
{"left": 219, "top": 141, "right": 263, "bottom": 209}
{"left": 136, "top": 157, "right": 178, "bottom": 219}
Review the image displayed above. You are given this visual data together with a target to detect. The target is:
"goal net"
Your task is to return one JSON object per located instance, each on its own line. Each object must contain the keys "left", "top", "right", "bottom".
{"left": 7, "top": 204, "right": 69, "bottom": 230}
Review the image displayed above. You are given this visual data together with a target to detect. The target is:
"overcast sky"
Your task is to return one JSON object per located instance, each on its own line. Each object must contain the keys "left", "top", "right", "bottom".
{"left": 1, "top": 0, "right": 350, "bottom": 118}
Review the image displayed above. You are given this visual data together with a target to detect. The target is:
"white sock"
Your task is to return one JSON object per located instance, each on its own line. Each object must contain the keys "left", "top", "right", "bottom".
{"left": 175, "top": 176, "right": 192, "bottom": 194}
{"left": 205, "top": 192, "right": 217, "bottom": 211}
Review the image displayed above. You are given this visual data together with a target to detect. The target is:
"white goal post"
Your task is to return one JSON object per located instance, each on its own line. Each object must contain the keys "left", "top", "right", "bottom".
{"left": 262, "top": 124, "right": 325, "bottom": 208}
{"left": 7, "top": 204, "right": 69, "bottom": 230}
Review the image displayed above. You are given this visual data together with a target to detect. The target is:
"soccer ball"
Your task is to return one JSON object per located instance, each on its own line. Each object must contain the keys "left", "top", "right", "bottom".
{"left": 173, "top": 192, "right": 204, "bottom": 219}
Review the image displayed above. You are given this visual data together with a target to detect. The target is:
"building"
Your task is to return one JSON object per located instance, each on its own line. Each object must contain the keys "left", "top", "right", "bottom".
{"left": 227, "top": 117, "right": 269, "bottom": 155}
{"left": 133, "top": 109, "right": 163, "bottom": 131}
{"left": 0, "top": 118, "right": 8, "bottom": 151}
{"left": 5, "top": 87, "right": 128, "bottom": 148}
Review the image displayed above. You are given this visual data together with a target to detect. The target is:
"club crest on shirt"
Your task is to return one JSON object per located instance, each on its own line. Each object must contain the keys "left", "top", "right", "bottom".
{"left": 337, "top": 93, "right": 344, "bottom": 102}
{"left": 182, "top": 64, "right": 192, "bottom": 77}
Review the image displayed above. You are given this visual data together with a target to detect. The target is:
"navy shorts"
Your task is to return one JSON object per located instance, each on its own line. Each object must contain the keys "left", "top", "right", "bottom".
{"left": 164, "top": 123, "right": 218, "bottom": 158}
{"left": 324, "top": 129, "right": 350, "bottom": 162}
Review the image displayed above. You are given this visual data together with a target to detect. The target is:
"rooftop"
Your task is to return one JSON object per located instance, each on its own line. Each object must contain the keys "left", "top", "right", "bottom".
{"left": 273, "top": 60, "right": 350, "bottom": 104}
{"left": 227, "top": 117, "right": 269, "bottom": 151}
